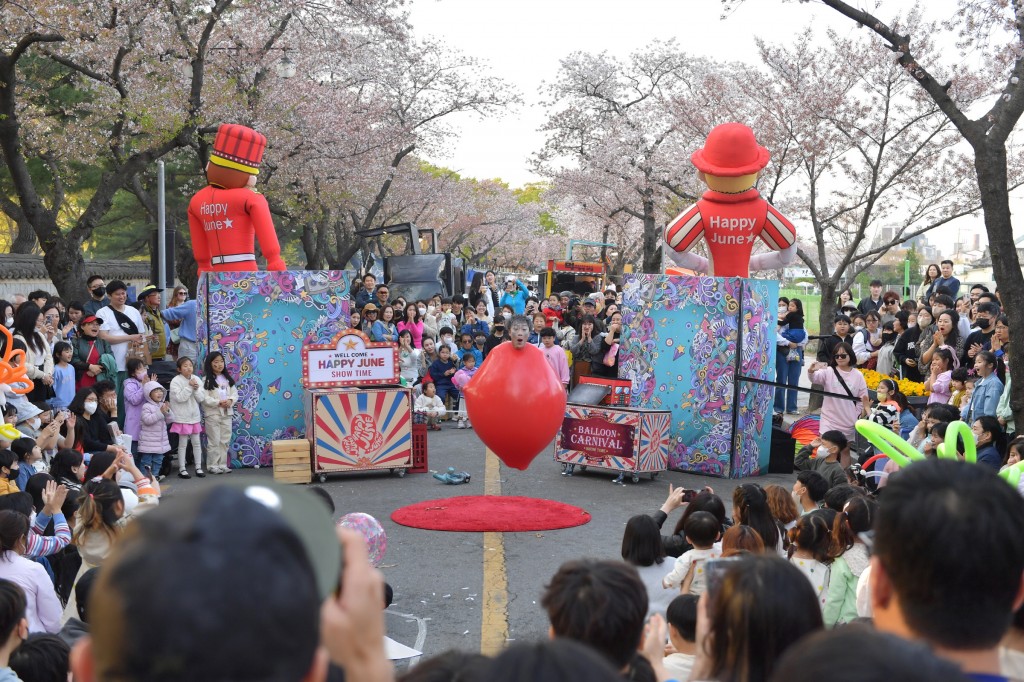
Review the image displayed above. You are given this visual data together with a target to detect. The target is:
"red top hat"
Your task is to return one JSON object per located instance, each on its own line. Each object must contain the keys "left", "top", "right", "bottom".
{"left": 691, "top": 123, "right": 771, "bottom": 177}
{"left": 209, "top": 123, "right": 267, "bottom": 175}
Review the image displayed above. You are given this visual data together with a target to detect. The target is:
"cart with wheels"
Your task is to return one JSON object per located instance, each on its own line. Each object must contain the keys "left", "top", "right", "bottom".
{"left": 555, "top": 404, "right": 671, "bottom": 483}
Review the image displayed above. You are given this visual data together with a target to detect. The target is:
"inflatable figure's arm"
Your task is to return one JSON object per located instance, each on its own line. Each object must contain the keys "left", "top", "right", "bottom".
{"left": 665, "top": 248, "right": 710, "bottom": 274}
{"left": 665, "top": 204, "right": 705, "bottom": 256}
{"left": 248, "top": 192, "right": 286, "bottom": 271}
{"left": 187, "top": 203, "right": 212, "bottom": 274}
{"left": 749, "top": 244, "right": 796, "bottom": 271}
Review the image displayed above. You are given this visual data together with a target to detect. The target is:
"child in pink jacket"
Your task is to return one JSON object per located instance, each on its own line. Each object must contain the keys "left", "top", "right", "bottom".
{"left": 137, "top": 380, "right": 171, "bottom": 480}
{"left": 539, "top": 327, "right": 570, "bottom": 389}
{"left": 122, "top": 358, "right": 149, "bottom": 452}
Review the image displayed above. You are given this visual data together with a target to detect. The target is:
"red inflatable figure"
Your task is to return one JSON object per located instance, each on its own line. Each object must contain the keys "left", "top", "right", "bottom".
{"left": 665, "top": 123, "right": 797, "bottom": 278}
{"left": 188, "top": 124, "right": 286, "bottom": 275}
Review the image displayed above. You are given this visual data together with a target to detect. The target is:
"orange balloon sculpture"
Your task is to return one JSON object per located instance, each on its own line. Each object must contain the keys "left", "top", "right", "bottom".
{"left": 0, "top": 325, "right": 33, "bottom": 396}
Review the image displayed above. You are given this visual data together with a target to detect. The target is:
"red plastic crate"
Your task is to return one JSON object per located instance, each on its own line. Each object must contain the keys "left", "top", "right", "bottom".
{"left": 409, "top": 423, "right": 429, "bottom": 473}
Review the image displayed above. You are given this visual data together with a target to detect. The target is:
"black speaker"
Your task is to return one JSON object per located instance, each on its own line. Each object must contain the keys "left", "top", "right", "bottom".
{"left": 768, "top": 426, "right": 796, "bottom": 474}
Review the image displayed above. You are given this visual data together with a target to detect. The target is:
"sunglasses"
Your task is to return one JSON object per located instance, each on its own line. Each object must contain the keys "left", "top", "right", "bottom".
{"left": 833, "top": 354, "right": 849, "bottom": 359}
{"left": 884, "top": 300, "right": 897, "bottom": 304}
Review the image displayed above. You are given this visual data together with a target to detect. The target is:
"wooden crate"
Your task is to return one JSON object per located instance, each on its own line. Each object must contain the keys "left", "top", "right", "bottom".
{"left": 272, "top": 440, "right": 311, "bottom": 484}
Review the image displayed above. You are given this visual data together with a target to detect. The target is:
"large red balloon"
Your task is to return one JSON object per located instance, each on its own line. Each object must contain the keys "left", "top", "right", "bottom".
{"left": 464, "top": 343, "right": 567, "bottom": 470}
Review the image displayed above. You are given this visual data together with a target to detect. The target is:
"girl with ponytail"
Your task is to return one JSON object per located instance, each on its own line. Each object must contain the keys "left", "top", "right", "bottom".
{"left": 823, "top": 495, "right": 877, "bottom": 626}
{"left": 73, "top": 453, "right": 159, "bottom": 571}
{"left": 787, "top": 509, "right": 837, "bottom": 610}
{"left": 732, "top": 484, "right": 781, "bottom": 555}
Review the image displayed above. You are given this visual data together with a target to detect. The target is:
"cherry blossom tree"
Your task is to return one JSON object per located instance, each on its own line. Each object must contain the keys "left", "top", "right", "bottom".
{"left": 535, "top": 44, "right": 727, "bottom": 273}
{"left": 0, "top": 0, "right": 404, "bottom": 298}
{"left": 744, "top": 27, "right": 988, "bottom": 332}
{"left": 256, "top": 34, "right": 517, "bottom": 271}
{"left": 0, "top": 0, "right": 513, "bottom": 299}
{"left": 728, "top": 0, "right": 1024, "bottom": 424}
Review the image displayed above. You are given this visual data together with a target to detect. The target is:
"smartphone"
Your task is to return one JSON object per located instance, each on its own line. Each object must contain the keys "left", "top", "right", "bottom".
{"left": 680, "top": 489, "right": 698, "bottom": 503}
{"left": 704, "top": 557, "right": 740, "bottom": 603}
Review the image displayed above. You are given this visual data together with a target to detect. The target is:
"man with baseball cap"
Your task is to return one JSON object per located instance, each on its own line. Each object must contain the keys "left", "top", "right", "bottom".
{"left": 70, "top": 482, "right": 392, "bottom": 682}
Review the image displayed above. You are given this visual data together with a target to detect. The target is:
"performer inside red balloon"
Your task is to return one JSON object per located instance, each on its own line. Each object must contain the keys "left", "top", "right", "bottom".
{"left": 665, "top": 122, "right": 797, "bottom": 278}
{"left": 188, "top": 123, "right": 286, "bottom": 275}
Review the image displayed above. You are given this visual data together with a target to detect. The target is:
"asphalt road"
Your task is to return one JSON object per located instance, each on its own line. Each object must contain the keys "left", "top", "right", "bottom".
{"left": 169, "top": 423, "right": 797, "bottom": 670}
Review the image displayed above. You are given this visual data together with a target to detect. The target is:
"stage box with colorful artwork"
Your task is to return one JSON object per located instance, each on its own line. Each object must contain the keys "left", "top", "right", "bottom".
{"left": 197, "top": 271, "right": 352, "bottom": 468}
{"left": 304, "top": 388, "right": 414, "bottom": 477}
{"left": 554, "top": 405, "right": 672, "bottom": 482}
{"left": 617, "top": 275, "right": 778, "bottom": 478}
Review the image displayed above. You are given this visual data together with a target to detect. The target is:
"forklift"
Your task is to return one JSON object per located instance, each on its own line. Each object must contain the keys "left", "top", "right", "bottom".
{"left": 352, "top": 223, "right": 465, "bottom": 303}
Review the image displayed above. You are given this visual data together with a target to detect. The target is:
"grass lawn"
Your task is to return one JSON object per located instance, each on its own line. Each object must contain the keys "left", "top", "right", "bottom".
{"left": 779, "top": 288, "right": 823, "bottom": 336}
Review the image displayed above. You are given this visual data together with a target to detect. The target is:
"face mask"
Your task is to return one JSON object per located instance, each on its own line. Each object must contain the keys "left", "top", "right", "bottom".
{"left": 778, "top": 306, "right": 788, "bottom": 316}
{"left": 135, "top": 369, "right": 147, "bottom": 379}
{"left": 418, "top": 307, "right": 426, "bottom": 315}
{"left": 976, "top": 317, "right": 990, "bottom": 329}
{"left": 816, "top": 445, "right": 831, "bottom": 459}
{"left": 882, "top": 333, "right": 897, "bottom": 343}
{"left": 92, "top": 287, "right": 106, "bottom": 298}
{"left": 84, "top": 401, "right": 98, "bottom": 415}
{"left": 29, "top": 418, "right": 40, "bottom": 430}
{"left": 3, "top": 317, "right": 11, "bottom": 328}
{"left": 502, "top": 312, "right": 512, "bottom": 321}
{"left": 442, "top": 336, "right": 452, "bottom": 344}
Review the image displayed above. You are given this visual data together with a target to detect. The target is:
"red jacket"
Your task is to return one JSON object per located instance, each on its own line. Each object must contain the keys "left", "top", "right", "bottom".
{"left": 665, "top": 188, "right": 796, "bottom": 278}
{"left": 188, "top": 185, "right": 285, "bottom": 274}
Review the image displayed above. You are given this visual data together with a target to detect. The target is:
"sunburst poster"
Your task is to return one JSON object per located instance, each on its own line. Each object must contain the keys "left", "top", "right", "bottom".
{"left": 306, "top": 388, "right": 413, "bottom": 472}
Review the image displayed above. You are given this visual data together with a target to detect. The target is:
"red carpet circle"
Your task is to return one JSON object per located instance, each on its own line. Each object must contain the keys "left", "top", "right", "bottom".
{"left": 390, "top": 495, "right": 591, "bottom": 532}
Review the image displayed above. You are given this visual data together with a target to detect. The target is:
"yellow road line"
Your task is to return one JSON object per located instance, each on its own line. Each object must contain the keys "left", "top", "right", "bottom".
{"left": 480, "top": 448, "right": 508, "bottom": 655}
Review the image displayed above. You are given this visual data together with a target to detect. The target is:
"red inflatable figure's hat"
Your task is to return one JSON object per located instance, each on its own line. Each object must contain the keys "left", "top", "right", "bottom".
{"left": 691, "top": 122, "right": 771, "bottom": 177}
{"left": 209, "top": 123, "right": 267, "bottom": 175}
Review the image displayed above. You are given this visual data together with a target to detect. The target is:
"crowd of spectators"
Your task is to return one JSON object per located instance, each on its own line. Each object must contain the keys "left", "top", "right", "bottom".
{"left": 796, "top": 261, "right": 1014, "bottom": 477}
{"left": 348, "top": 271, "right": 627, "bottom": 427}
{"left": 0, "top": 259, "right": 1018, "bottom": 680}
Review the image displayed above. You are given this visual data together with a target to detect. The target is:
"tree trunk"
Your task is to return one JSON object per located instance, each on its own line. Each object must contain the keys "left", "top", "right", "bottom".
{"left": 807, "top": 281, "right": 840, "bottom": 413}
{"left": 10, "top": 217, "right": 35, "bottom": 253}
{"left": 40, "top": 227, "right": 87, "bottom": 302}
{"left": 974, "top": 144, "right": 1024, "bottom": 428}
{"left": 642, "top": 197, "right": 661, "bottom": 274}
{"left": 301, "top": 223, "right": 322, "bottom": 269}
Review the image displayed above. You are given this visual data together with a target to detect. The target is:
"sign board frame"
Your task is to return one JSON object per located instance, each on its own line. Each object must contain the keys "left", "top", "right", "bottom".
{"left": 302, "top": 329, "right": 399, "bottom": 388}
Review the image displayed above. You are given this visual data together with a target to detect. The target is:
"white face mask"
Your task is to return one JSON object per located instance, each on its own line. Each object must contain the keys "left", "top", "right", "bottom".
{"left": 84, "top": 401, "right": 98, "bottom": 415}
{"left": 502, "top": 312, "right": 512, "bottom": 321}
{"left": 418, "top": 307, "right": 426, "bottom": 315}
{"left": 29, "top": 418, "right": 40, "bottom": 430}
{"left": 442, "top": 336, "right": 452, "bottom": 344}
{"left": 3, "top": 317, "right": 12, "bottom": 327}
{"left": 778, "top": 306, "right": 788, "bottom": 316}
{"left": 816, "top": 445, "right": 831, "bottom": 459}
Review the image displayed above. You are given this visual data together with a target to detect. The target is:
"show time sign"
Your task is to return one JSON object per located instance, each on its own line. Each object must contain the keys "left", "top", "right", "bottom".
{"left": 302, "top": 329, "right": 399, "bottom": 388}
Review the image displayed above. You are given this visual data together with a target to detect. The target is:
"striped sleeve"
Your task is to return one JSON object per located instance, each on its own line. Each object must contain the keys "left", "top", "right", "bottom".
{"left": 761, "top": 203, "right": 797, "bottom": 250}
{"left": 665, "top": 204, "right": 704, "bottom": 253}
